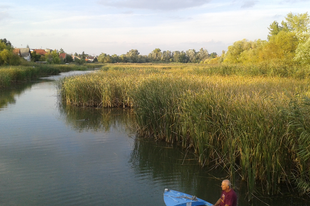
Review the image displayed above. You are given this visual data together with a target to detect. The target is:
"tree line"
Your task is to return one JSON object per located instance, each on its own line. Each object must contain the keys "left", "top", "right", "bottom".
{"left": 222, "top": 12, "right": 310, "bottom": 65}
{"left": 1, "top": 12, "right": 309, "bottom": 66}
{"left": 97, "top": 48, "right": 216, "bottom": 63}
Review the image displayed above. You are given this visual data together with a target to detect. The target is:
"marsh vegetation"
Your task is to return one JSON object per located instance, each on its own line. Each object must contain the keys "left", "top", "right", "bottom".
{"left": 59, "top": 63, "right": 310, "bottom": 197}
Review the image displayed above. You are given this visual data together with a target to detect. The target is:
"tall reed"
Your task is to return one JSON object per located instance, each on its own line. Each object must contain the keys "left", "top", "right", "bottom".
{"left": 59, "top": 64, "right": 310, "bottom": 196}
{"left": 0, "top": 64, "right": 91, "bottom": 88}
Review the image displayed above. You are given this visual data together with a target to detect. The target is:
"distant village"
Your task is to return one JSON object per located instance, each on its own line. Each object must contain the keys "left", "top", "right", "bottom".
{"left": 12, "top": 47, "right": 97, "bottom": 64}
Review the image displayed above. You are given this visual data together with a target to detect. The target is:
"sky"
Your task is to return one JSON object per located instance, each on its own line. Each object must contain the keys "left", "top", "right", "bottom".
{"left": 0, "top": 0, "right": 309, "bottom": 56}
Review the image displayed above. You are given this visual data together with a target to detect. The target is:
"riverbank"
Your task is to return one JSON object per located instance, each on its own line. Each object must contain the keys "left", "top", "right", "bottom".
{"left": 0, "top": 63, "right": 101, "bottom": 88}
{"left": 58, "top": 63, "right": 310, "bottom": 197}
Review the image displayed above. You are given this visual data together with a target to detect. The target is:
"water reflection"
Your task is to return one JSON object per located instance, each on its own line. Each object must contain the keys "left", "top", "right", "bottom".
{"left": 1, "top": 71, "right": 309, "bottom": 206}
{"left": 58, "top": 104, "right": 136, "bottom": 134}
{"left": 0, "top": 82, "right": 33, "bottom": 109}
{"left": 129, "top": 138, "right": 224, "bottom": 204}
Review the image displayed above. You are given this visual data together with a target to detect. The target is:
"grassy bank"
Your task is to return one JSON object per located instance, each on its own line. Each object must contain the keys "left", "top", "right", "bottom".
{"left": 0, "top": 64, "right": 96, "bottom": 88}
{"left": 59, "top": 64, "right": 310, "bottom": 197}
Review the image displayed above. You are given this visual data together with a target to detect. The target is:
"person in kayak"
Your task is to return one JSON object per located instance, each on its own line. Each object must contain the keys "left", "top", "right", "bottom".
{"left": 213, "top": 179, "right": 237, "bottom": 206}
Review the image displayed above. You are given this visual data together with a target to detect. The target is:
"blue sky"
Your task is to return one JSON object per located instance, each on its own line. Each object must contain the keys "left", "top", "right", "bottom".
{"left": 0, "top": 0, "right": 309, "bottom": 56}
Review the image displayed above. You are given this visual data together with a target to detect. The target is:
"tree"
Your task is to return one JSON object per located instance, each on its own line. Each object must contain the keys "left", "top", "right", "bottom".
{"left": 294, "top": 37, "right": 310, "bottom": 64}
{"left": 0, "top": 38, "right": 12, "bottom": 47}
{"left": 150, "top": 48, "right": 162, "bottom": 61}
{"left": 65, "top": 54, "right": 73, "bottom": 63}
{"left": 46, "top": 50, "right": 61, "bottom": 64}
{"left": 81, "top": 51, "right": 86, "bottom": 60}
{"left": 268, "top": 13, "right": 310, "bottom": 42}
{"left": 178, "top": 51, "right": 188, "bottom": 63}
{"left": 111, "top": 54, "right": 119, "bottom": 63}
{"left": 31, "top": 51, "right": 41, "bottom": 62}
{"left": 197, "top": 48, "right": 209, "bottom": 62}
{"left": 0, "top": 41, "right": 20, "bottom": 65}
{"left": 98, "top": 53, "right": 112, "bottom": 63}
{"left": 59, "top": 48, "right": 65, "bottom": 54}
{"left": 260, "top": 31, "right": 299, "bottom": 61}
{"left": 126, "top": 49, "right": 140, "bottom": 63}
{"left": 161, "top": 50, "right": 172, "bottom": 62}
{"left": 285, "top": 12, "right": 310, "bottom": 34}
{"left": 210, "top": 52, "right": 217, "bottom": 58}
{"left": 223, "top": 39, "right": 252, "bottom": 63}
{"left": 268, "top": 21, "right": 283, "bottom": 40}
{"left": 186, "top": 49, "right": 197, "bottom": 63}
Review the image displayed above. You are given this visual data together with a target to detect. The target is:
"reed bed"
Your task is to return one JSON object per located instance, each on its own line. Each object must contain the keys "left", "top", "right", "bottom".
{"left": 0, "top": 64, "right": 91, "bottom": 88}
{"left": 59, "top": 64, "right": 310, "bottom": 197}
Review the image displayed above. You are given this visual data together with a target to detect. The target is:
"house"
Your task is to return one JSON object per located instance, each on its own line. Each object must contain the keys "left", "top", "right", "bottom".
{"left": 32, "top": 49, "right": 47, "bottom": 56}
{"left": 59, "top": 53, "right": 67, "bottom": 59}
{"left": 86, "top": 56, "right": 95, "bottom": 62}
{"left": 13, "top": 48, "right": 31, "bottom": 61}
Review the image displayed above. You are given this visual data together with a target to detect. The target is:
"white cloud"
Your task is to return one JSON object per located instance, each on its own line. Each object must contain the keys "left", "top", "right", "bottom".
{"left": 241, "top": 0, "right": 258, "bottom": 8}
{"left": 98, "top": 0, "right": 211, "bottom": 10}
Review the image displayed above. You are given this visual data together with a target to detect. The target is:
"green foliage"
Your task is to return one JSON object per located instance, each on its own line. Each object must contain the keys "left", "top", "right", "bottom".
{"left": 294, "top": 37, "right": 310, "bottom": 65}
{"left": 262, "top": 31, "right": 299, "bottom": 61}
{"left": 45, "top": 50, "right": 61, "bottom": 64}
{"left": 98, "top": 53, "right": 112, "bottom": 63}
{"left": 223, "top": 39, "right": 253, "bottom": 64}
{"left": 126, "top": 49, "right": 140, "bottom": 63}
{"left": 64, "top": 54, "right": 73, "bottom": 63}
{"left": 0, "top": 41, "right": 21, "bottom": 66}
{"left": 225, "top": 12, "right": 309, "bottom": 65}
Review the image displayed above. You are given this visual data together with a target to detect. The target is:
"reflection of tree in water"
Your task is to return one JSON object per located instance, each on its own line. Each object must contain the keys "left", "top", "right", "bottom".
{"left": 58, "top": 104, "right": 137, "bottom": 134}
{"left": 0, "top": 82, "right": 33, "bottom": 109}
{"left": 129, "top": 138, "right": 221, "bottom": 201}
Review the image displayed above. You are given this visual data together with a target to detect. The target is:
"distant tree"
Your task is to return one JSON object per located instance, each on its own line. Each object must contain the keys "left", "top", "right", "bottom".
{"left": 197, "top": 48, "right": 209, "bottom": 62}
{"left": 210, "top": 52, "right": 217, "bottom": 58}
{"left": 126, "top": 49, "right": 140, "bottom": 63}
{"left": 0, "top": 38, "right": 12, "bottom": 47}
{"left": 178, "top": 51, "right": 188, "bottom": 63}
{"left": 111, "top": 54, "right": 119, "bottom": 63}
{"left": 65, "top": 54, "right": 73, "bottom": 63}
{"left": 98, "top": 53, "right": 112, "bottom": 63}
{"left": 119, "top": 54, "right": 127, "bottom": 62}
{"left": 186, "top": 49, "right": 197, "bottom": 63}
{"left": 31, "top": 51, "right": 41, "bottom": 62}
{"left": 0, "top": 41, "right": 20, "bottom": 65}
{"left": 161, "top": 50, "right": 172, "bottom": 62}
{"left": 59, "top": 48, "right": 65, "bottom": 54}
{"left": 46, "top": 50, "right": 61, "bottom": 64}
{"left": 81, "top": 51, "right": 86, "bottom": 60}
{"left": 150, "top": 48, "right": 162, "bottom": 61}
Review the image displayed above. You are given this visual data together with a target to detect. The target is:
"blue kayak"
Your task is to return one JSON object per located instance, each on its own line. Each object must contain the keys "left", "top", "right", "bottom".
{"left": 163, "top": 188, "right": 213, "bottom": 206}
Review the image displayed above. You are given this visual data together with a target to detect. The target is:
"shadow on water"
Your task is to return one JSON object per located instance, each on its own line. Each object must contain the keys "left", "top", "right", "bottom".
{"left": 58, "top": 104, "right": 310, "bottom": 206}
{"left": 58, "top": 104, "right": 137, "bottom": 134}
{"left": 0, "top": 79, "right": 54, "bottom": 109}
{"left": 2, "top": 71, "right": 308, "bottom": 205}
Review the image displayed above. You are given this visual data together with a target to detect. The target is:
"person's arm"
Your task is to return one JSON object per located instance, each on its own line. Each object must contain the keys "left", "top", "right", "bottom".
{"left": 213, "top": 198, "right": 221, "bottom": 206}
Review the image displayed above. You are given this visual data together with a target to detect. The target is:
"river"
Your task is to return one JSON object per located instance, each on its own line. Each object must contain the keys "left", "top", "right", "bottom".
{"left": 0, "top": 71, "right": 309, "bottom": 206}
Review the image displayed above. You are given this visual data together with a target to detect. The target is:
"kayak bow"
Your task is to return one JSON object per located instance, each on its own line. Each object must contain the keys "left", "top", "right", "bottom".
{"left": 163, "top": 188, "right": 213, "bottom": 206}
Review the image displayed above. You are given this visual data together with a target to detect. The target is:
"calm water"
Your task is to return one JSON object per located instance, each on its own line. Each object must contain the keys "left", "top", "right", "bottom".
{"left": 0, "top": 71, "right": 309, "bottom": 206}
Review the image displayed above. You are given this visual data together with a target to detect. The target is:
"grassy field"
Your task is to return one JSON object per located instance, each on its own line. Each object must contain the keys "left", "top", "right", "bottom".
{"left": 59, "top": 63, "right": 310, "bottom": 196}
{"left": 0, "top": 64, "right": 98, "bottom": 88}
